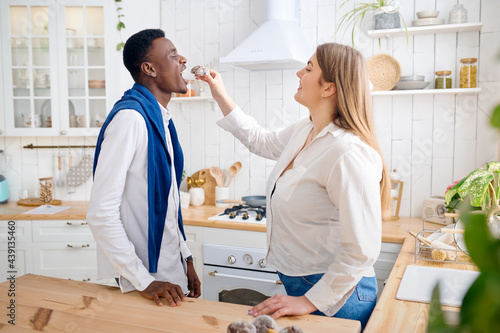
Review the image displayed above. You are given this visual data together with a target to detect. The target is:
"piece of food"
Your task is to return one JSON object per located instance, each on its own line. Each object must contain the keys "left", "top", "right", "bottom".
{"left": 227, "top": 321, "right": 257, "bottom": 333}
{"left": 252, "top": 315, "right": 277, "bottom": 333}
{"left": 191, "top": 65, "right": 209, "bottom": 76}
{"left": 279, "top": 326, "right": 304, "bottom": 333}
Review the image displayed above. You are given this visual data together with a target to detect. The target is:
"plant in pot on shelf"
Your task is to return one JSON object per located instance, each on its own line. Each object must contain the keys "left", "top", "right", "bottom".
{"left": 336, "top": 0, "right": 408, "bottom": 45}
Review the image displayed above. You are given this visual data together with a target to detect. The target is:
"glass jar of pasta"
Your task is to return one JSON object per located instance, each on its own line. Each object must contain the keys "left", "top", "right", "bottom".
{"left": 459, "top": 58, "right": 477, "bottom": 88}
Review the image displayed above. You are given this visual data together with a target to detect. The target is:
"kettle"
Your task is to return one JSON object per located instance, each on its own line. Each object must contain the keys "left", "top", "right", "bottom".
{"left": 0, "top": 150, "right": 9, "bottom": 204}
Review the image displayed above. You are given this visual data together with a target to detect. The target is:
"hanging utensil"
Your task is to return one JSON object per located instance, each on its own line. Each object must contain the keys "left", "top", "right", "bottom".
{"left": 66, "top": 147, "right": 75, "bottom": 194}
{"left": 226, "top": 161, "right": 242, "bottom": 187}
{"left": 56, "top": 146, "right": 64, "bottom": 187}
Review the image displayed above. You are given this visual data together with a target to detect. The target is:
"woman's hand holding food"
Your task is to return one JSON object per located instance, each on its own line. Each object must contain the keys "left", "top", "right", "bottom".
{"left": 195, "top": 69, "right": 236, "bottom": 116}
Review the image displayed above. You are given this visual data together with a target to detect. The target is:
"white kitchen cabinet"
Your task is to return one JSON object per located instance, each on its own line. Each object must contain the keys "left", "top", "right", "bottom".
{"left": 0, "top": 220, "right": 34, "bottom": 281}
{"left": 374, "top": 242, "right": 402, "bottom": 298}
{"left": 0, "top": 0, "right": 116, "bottom": 137}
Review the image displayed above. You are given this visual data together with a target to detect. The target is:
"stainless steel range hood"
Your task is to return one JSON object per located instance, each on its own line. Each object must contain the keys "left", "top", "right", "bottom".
{"left": 220, "top": 0, "right": 312, "bottom": 71}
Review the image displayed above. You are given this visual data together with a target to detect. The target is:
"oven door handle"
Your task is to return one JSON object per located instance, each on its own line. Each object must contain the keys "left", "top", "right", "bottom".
{"left": 208, "top": 270, "right": 283, "bottom": 285}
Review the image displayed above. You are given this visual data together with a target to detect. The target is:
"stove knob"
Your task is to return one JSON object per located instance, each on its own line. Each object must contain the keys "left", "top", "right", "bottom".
{"left": 258, "top": 259, "right": 267, "bottom": 268}
{"left": 227, "top": 255, "right": 236, "bottom": 265}
{"left": 243, "top": 254, "right": 253, "bottom": 265}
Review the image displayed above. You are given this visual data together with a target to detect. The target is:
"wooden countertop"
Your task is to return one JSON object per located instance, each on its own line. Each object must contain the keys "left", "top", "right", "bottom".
{"left": 364, "top": 237, "right": 478, "bottom": 332}
{"left": 0, "top": 274, "right": 361, "bottom": 332}
{"left": 0, "top": 201, "right": 477, "bottom": 331}
{"left": 0, "top": 201, "right": 430, "bottom": 242}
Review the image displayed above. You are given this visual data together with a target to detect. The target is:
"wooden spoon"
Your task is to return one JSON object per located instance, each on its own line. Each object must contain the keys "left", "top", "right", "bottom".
{"left": 209, "top": 166, "right": 224, "bottom": 187}
{"left": 226, "top": 162, "right": 242, "bottom": 187}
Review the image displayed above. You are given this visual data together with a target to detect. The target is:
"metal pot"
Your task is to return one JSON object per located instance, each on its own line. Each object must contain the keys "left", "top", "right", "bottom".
{"left": 217, "top": 195, "right": 266, "bottom": 207}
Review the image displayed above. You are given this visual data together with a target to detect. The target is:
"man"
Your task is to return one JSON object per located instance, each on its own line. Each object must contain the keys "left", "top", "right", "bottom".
{"left": 87, "top": 29, "right": 200, "bottom": 306}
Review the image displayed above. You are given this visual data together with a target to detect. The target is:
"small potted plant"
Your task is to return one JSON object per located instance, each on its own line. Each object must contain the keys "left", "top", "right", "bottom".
{"left": 336, "top": 0, "right": 408, "bottom": 45}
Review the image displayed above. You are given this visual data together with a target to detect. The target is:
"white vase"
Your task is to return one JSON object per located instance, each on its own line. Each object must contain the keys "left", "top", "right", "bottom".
{"left": 180, "top": 191, "right": 190, "bottom": 208}
{"left": 189, "top": 187, "right": 205, "bottom": 206}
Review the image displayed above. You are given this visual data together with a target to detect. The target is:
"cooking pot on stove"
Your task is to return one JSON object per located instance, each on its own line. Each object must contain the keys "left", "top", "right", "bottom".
{"left": 217, "top": 195, "right": 266, "bottom": 207}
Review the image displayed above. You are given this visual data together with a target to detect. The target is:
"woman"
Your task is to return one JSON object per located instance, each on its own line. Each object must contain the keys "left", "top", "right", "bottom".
{"left": 197, "top": 43, "right": 391, "bottom": 330}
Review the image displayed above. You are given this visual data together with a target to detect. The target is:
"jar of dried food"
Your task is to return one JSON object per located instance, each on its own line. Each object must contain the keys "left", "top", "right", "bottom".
{"left": 449, "top": 4, "right": 467, "bottom": 24}
{"left": 459, "top": 58, "right": 477, "bottom": 88}
{"left": 435, "top": 71, "right": 452, "bottom": 89}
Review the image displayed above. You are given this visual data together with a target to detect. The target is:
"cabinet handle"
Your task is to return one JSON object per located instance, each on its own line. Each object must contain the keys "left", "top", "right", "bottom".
{"left": 60, "top": 130, "right": 67, "bottom": 136}
{"left": 67, "top": 244, "right": 90, "bottom": 248}
{"left": 208, "top": 270, "right": 283, "bottom": 285}
{"left": 66, "top": 221, "right": 88, "bottom": 226}
{"left": 68, "top": 278, "right": 91, "bottom": 282}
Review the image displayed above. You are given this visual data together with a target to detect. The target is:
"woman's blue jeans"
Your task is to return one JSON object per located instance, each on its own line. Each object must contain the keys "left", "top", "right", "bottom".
{"left": 277, "top": 272, "right": 377, "bottom": 331}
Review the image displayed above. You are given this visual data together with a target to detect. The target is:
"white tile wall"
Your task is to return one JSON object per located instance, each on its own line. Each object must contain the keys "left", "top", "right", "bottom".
{"left": 1, "top": 0, "right": 499, "bottom": 217}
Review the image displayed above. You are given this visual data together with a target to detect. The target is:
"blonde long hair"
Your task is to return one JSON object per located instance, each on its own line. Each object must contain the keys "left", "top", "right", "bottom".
{"left": 316, "top": 43, "right": 392, "bottom": 220}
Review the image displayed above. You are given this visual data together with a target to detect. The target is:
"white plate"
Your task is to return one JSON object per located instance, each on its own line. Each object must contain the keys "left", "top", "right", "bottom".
{"left": 416, "top": 10, "right": 439, "bottom": 19}
{"left": 395, "top": 81, "right": 430, "bottom": 90}
{"left": 412, "top": 18, "right": 445, "bottom": 26}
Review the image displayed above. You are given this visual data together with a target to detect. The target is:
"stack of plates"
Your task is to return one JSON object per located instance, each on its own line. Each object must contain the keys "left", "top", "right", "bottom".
{"left": 412, "top": 10, "right": 444, "bottom": 26}
{"left": 395, "top": 75, "right": 430, "bottom": 90}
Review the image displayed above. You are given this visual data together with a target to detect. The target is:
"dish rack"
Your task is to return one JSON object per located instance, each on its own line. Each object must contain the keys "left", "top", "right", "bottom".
{"left": 411, "top": 213, "right": 474, "bottom": 266}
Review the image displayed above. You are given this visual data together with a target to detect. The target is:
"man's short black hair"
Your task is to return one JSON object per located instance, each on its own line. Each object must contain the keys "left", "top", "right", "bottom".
{"left": 123, "top": 29, "right": 165, "bottom": 81}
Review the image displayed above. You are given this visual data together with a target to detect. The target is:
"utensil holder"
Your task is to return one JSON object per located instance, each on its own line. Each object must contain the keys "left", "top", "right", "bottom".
{"left": 215, "top": 186, "right": 230, "bottom": 207}
{"left": 189, "top": 187, "right": 205, "bottom": 206}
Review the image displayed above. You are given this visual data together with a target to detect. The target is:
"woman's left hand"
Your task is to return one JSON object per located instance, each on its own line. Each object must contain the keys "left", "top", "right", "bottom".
{"left": 248, "top": 294, "right": 318, "bottom": 319}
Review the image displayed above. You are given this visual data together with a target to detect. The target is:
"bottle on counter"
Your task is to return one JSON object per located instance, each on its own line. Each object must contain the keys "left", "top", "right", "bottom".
{"left": 459, "top": 58, "right": 477, "bottom": 88}
{"left": 435, "top": 71, "right": 452, "bottom": 89}
{"left": 449, "top": 4, "right": 467, "bottom": 24}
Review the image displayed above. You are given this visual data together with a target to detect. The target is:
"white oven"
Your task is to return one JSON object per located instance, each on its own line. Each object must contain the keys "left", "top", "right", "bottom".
{"left": 203, "top": 243, "right": 286, "bottom": 306}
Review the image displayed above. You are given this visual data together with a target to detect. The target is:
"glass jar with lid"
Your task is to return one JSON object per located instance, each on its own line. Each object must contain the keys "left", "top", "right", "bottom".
{"left": 449, "top": 4, "right": 467, "bottom": 24}
{"left": 459, "top": 58, "right": 477, "bottom": 88}
{"left": 435, "top": 71, "right": 452, "bottom": 89}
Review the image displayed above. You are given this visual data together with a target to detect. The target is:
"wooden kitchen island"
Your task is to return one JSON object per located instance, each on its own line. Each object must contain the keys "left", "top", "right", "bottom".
{"left": 0, "top": 274, "right": 360, "bottom": 332}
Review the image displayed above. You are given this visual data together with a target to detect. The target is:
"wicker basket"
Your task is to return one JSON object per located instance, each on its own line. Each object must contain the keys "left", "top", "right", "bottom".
{"left": 367, "top": 54, "right": 401, "bottom": 91}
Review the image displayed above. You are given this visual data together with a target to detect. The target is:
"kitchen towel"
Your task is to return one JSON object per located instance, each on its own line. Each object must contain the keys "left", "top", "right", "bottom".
{"left": 93, "top": 83, "right": 185, "bottom": 273}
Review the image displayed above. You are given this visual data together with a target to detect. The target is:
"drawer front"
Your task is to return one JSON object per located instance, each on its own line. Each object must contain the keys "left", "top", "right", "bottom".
{"left": 0, "top": 220, "right": 32, "bottom": 243}
{"left": 0, "top": 245, "right": 33, "bottom": 282}
{"left": 33, "top": 242, "right": 97, "bottom": 277}
{"left": 32, "top": 220, "right": 94, "bottom": 242}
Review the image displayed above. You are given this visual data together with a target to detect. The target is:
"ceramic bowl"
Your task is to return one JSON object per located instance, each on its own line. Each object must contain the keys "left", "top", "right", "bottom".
{"left": 399, "top": 75, "right": 425, "bottom": 82}
{"left": 416, "top": 10, "right": 439, "bottom": 19}
{"left": 395, "top": 81, "right": 430, "bottom": 90}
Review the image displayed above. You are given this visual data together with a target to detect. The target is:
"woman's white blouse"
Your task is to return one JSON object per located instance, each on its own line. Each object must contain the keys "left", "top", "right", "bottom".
{"left": 217, "top": 106, "right": 382, "bottom": 316}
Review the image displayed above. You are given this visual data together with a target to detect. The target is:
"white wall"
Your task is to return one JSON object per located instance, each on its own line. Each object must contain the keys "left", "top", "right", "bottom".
{"left": 1, "top": 0, "right": 499, "bottom": 217}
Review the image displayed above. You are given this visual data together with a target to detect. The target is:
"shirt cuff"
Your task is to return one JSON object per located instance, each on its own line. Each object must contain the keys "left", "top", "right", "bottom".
{"left": 216, "top": 105, "right": 245, "bottom": 131}
{"left": 305, "top": 278, "right": 355, "bottom": 317}
{"left": 119, "top": 269, "right": 155, "bottom": 293}
{"left": 180, "top": 240, "right": 192, "bottom": 261}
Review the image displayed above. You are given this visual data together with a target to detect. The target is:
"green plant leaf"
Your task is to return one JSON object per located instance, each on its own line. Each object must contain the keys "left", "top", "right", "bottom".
{"left": 116, "top": 42, "right": 125, "bottom": 51}
{"left": 487, "top": 161, "right": 500, "bottom": 173}
{"left": 427, "top": 284, "right": 454, "bottom": 332}
{"left": 492, "top": 105, "right": 500, "bottom": 129}
{"left": 117, "top": 22, "right": 125, "bottom": 30}
{"left": 457, "top": 168, "right": 490, "bottom": 200}
{"left": 115, "top": 0, "right": 122, "bottom": 2}
{"left": 467, "top": 175, "right": 494, "bottom": 207}
{"left": 445, "top": 176, "right": 468, "bottom": 204}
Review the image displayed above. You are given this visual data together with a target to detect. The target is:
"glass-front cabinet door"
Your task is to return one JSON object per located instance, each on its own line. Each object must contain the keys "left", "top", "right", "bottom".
{"left": 1, "top": 0, "right": 114, "bottom": 136}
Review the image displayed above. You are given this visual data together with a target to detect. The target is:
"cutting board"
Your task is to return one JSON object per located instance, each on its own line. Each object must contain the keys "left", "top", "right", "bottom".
{"left": 188, "top": 169, "right": 216, "bottom": 205}
{"left": 396, "top": 265, "right": 479, "bottom": 307}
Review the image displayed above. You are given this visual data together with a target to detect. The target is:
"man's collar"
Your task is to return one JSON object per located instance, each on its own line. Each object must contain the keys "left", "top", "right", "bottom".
{"left": 158, "top": 102, "right": 171, "bottom": 122}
